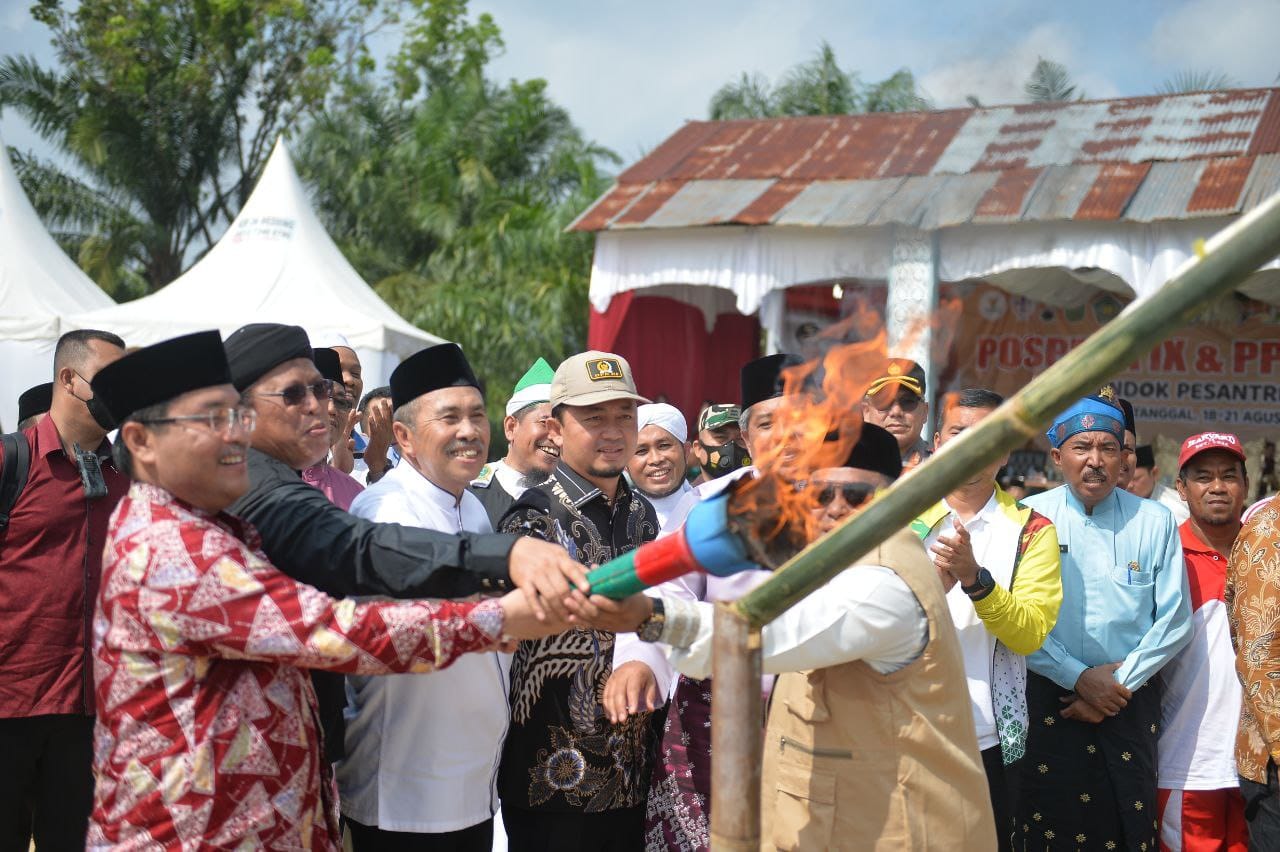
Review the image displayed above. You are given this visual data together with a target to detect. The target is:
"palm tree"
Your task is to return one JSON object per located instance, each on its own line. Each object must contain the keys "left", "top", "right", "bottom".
{"left": 1024, "top": 58, "right": 1080, "bottom": 102}
{"left": 706, "top": 42, "right": 930, "bottom": 119}
{"left": 0, "top": 1, "right": 380, "bottom": 296}
{"left": 863, "top": 70, "right": 931, "bottom": 113}
{"left": 1156, "top": 69, "right": 1238, "bottom": 94}
{"left": 709, "top": 73, "right": 776, "bottom": 120}
{"left": 773, "top": 42, "right": 859, "bottom": 116}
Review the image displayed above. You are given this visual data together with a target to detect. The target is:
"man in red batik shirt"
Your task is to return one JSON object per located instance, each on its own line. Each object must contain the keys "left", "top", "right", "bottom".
{"left": 84, "top": 331, "right": 580, "bottom": 849}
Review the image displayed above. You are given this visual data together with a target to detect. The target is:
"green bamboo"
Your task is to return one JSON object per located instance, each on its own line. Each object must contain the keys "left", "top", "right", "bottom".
{"left": 736, "top": 192, "right": 1280, "bottom": 629}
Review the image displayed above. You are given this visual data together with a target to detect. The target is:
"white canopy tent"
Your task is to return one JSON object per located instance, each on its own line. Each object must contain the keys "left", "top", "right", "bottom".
{"left": 69, "top": 138, "right": 441, "bottom": 393}
{"left": 0, "top": 136, "right": 114, "bottom": 430}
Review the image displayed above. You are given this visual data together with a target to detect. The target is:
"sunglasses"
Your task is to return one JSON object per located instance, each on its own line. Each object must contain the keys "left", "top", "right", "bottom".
{"left": 868, "top": 393, "right": 922, "bottom": 414}
{"left": 812, "top": 481, "right": 879, "bottom": 508}
{"left": 257, "top": 380, "right": 333, "bottom": 407}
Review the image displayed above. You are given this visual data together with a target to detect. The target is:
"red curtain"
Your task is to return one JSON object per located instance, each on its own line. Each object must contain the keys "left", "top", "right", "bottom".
{"left": 588, "top": 293, "right": 760, "bottom": 427}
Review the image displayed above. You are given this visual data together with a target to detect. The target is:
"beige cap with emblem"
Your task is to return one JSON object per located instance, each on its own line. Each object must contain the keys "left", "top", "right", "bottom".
{"left": 550, "top": 350, "right": 651, "bottom": 408}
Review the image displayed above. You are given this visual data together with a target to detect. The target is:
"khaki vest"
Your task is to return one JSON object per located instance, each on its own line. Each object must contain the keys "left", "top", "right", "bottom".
{"left": 760, "top": 528, "right": 995, "bottom": 851}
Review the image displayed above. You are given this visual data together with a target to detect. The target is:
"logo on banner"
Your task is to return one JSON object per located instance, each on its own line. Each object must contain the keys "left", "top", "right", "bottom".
{"left": 1011, "top": 296, "right": 1037, "bottom": 321}
{"left": 979, "top": 290, "right": 1007, "bottom": 322}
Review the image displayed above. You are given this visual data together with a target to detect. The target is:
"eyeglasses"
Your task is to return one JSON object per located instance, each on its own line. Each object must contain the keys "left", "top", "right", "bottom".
{"left": 256, "top": 380, "right": 333, "bottom": 407}
{"left": 811, "top": 481, "right": 879, "bottom": 509}
{"left": 138, "top": 407, "right": 257, "bottom": 437}
{"left": 331, "top": 392, "right": 355, "bottom": 414}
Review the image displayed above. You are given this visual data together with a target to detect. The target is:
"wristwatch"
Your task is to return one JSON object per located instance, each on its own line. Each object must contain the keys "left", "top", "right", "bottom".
{"left": 637, "top": 598, "right": 666, "bottom": 643}
{"left": 961, "top": 568, "right": 996, "bottom": 601}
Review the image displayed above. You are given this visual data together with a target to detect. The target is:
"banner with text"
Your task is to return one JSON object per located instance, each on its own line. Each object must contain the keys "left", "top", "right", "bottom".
{"left": 947, "top": 284, "right": 1280, "bottom": 443}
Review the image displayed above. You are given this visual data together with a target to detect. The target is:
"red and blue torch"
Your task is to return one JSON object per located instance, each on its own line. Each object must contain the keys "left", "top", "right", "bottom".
{"left": 585, "top": 490, "right": 760, "bottom": 598}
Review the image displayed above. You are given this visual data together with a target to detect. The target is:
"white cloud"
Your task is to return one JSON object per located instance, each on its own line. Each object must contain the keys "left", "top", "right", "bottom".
{"left": 1147, "top": 0, "right": 1280, "bottom": 85}
{"left": 919, "top": 22, "right": 1119, "bottom": 108}
{"left": 478, "top": 0, "right": 835, "bottom": 160}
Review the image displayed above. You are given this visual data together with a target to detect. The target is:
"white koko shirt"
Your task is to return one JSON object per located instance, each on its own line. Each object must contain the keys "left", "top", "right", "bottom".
{"left": 921, "top": 492, "right": 1020, "bottom": 751}
{"left": 337, "top": 462, "right": 512, "bottom": 832}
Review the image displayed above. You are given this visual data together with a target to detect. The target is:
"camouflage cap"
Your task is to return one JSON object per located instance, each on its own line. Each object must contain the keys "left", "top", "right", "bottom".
{"left": 698, "top": 403, "right": 741, "bottom": 432}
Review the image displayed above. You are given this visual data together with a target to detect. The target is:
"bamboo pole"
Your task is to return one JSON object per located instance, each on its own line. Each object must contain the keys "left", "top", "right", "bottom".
{"left": 709, "top": 603, "right": 763, "bottom": 852}
{"left": 736, "top": 191, "right": 1280, "bottom": 628}
{"left": 711, "top": 194, "right": 1280, "bottom": 850}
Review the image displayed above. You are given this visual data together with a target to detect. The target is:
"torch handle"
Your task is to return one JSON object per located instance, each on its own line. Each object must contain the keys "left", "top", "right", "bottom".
{"left": 586, "top": 531, "right": 698, "bottom": 598}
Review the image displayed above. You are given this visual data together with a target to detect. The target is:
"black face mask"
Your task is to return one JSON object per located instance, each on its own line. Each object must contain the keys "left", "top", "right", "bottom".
{"left": 71, "top": 383, "right": 116, "bottom": 431}
{"left": 86, "top": 396, "right": 115, "bottom": 431}
{"left": 699, "top": 440, "right": 750, "bottom": 479}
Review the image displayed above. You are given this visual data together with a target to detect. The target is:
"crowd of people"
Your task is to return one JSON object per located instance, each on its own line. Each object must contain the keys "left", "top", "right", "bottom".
{"left": 0, "top": 325, "right": 1276, "bottom": 851}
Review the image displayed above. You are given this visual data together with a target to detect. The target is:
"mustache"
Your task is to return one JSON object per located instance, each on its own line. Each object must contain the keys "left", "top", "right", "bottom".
{"left": 1081, "top": 467, "right": 1108, "bottom": 482}
{"left": 445, "top": 439, "right": 482, "bottom": 453}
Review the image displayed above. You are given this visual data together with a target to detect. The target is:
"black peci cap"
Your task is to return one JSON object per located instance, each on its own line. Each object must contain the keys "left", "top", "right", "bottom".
{"left": 90, "top": 331, "right": 232, "bottom": 428}
{"left": 390, "top": 343, "right": 481, "bottom": 411}
{"left": 843, "top": 423, "right": 903, "bottom": 481}
{"left": 740, "top": 353, "right": 806, "bottom": 412}
{"left": 17, "top": 382, "right": 52, "bottom": 424}
{"left": 225, "top": 323, "right": 313, "bottom": 392}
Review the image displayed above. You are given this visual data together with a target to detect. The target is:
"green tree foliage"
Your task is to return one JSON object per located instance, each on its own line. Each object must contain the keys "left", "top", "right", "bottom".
{"left": 708, "top": 41, "right": 930, "bottom": 119}
{"left": 1024, "top": 58, "right": 1080, "bottom": 103}
{"left": 1156, "top": 69, "right": 1238, "bottom": 95}
{"left": 1, "top": 0, "right": 391, "bottom": 297}
{"left": 296, "top": 0, "right": 616, "bottom": 430}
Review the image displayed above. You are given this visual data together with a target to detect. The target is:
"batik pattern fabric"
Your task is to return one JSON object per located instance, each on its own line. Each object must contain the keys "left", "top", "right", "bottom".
{"left": 88, "top": 482, "right": 504, "bottom": 850}
{"left": 497, "top": 462, "right": 663, "bottom": 814}
{"left": 643, "top": 675, "right": 712, "bottom": 851}
{"left": 1014, "top": 672, "right": 1161, "bottom": 851}
{"left": 1227, "top": 496, "right": 1280, "bottom": 785}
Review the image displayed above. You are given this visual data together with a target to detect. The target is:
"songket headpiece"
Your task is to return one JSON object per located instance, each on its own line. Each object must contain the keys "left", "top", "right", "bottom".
{"left": 1046, "top": 393, "right": 1126, "bottom": 449}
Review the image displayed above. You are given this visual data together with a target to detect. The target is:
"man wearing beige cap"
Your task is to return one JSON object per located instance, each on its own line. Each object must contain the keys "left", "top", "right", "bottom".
{"left": 496, "top": 351, "right": 662, "bottom": 852}
{"left": 863, "top": 358, "right": 932, "bottom": 470}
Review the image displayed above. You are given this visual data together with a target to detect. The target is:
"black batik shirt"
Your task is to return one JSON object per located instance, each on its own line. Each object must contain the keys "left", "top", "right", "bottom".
{"left": 497, "top": 461, "right": 662, "bottom": 813}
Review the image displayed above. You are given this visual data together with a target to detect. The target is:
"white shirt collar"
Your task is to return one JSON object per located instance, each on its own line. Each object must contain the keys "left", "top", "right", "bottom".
{"left": 389, "top": 461, "right": 465, "bottom": 512}
{"left": 943, "top": 488, "right": 1001, "bottom": 531}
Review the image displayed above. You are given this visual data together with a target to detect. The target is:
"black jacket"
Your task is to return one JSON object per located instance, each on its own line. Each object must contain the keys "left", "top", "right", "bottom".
{"left": 229, "top": 449, "right": 518, "bottom": 761}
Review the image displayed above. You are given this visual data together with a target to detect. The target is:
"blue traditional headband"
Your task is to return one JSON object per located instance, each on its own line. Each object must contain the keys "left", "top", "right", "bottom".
{"left": 1046, "top": 397, "right": 1126, "bottom": 449}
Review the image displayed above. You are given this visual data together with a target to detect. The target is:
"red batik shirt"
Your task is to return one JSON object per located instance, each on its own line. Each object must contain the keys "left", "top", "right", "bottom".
{"left": 88, "top": 482, "right": 506, "bottom": 850}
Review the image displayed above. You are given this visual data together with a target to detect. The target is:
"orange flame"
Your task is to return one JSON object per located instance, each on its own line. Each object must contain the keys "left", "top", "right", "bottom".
{"left": 726, "top": 314, "right": 928, "bottom": 562}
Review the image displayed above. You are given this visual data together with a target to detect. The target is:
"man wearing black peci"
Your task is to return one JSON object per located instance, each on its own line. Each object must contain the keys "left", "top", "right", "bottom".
{"left": 222, "top": 323, "right": 590, "bottom": 763}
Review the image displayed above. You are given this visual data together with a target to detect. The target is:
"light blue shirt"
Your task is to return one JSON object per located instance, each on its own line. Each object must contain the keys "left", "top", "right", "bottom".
{"left": 1023, "top": 484, "right": 1191, "bottom": 692}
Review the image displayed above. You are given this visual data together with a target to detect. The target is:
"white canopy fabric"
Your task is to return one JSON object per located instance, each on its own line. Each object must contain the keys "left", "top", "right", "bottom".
{"left": 587, "top": 216, "right": 1280, "bottom": 327}
{"left": 69, "top": 138, "right": 441, "bottom": 391}
{"left": 0, "top": 137, "right": 114, "bottom": 429}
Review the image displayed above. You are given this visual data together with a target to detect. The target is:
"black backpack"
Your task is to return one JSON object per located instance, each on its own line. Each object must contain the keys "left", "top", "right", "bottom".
{"left": 0, "top": 432, "right": 32, "bottom": 531}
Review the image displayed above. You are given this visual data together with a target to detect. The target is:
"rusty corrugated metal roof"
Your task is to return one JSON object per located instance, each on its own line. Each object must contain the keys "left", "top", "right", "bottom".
{"left": 573, "top": 87, "right": 1280, "bottom": 232}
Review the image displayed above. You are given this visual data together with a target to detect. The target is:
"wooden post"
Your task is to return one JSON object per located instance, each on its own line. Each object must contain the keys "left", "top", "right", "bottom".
{"left": 710, "top": 602, "right": 763, "bottom": 851}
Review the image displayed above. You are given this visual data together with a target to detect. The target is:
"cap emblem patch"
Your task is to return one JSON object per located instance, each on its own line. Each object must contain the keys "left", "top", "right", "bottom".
{"left": 587, "top": 358, "right": 624, "bottom": 381}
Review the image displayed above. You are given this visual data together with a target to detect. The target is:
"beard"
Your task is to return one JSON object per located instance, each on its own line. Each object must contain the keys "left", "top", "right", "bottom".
{"left": 586, "top": 460, "right": 626, "bottom": 480}
{"left": 518, "top": 469, "right": 551, "bottom": 490}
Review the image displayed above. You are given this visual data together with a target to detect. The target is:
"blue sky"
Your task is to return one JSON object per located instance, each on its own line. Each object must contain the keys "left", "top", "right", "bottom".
{"left": 3, "top": 0, "right": 1279, "bottom": 169}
